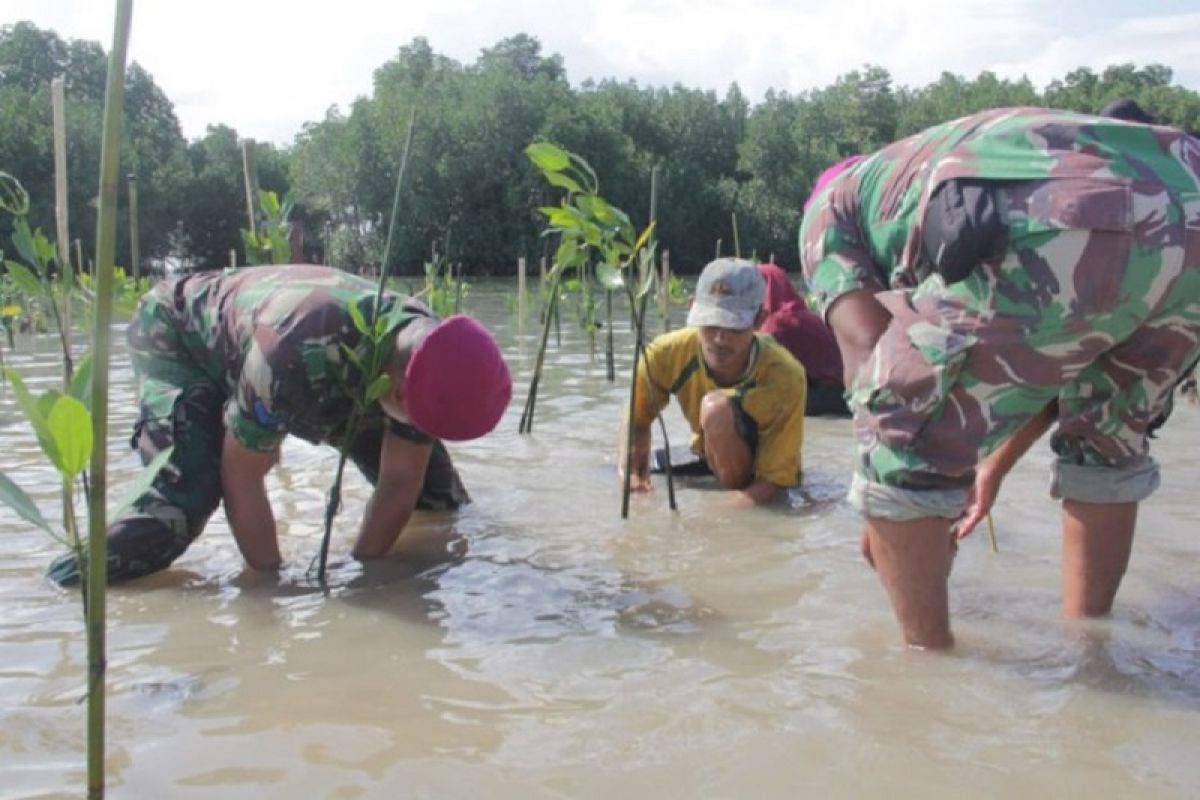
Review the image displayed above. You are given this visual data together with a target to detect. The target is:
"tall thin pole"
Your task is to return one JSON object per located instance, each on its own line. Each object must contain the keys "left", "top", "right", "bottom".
{"left": 127, "top": 173, "right": 140, "bottom": 282}
{"left": 240, "top": 138, "right": 259, "bottom": 237}
{"left": 51, "top": 77, "right": 74, "bottom": 385}
{"left": 87, "top": 1, "right": 134, "bottom": 795}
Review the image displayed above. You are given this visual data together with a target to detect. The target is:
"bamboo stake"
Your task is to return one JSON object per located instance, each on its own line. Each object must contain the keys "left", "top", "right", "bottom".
{"left": 660, "top": 250, "right": 671, "bottom": 333}
{"left": 51, "top": 78, "right": 73, "bottom": 379}
{"left": 127, "top": 173, "right": 140, "bottom": 282}
{"left": 240, "top": 138, "right": 259, "bottom": 237}
{"left": 86, "top": 2, "right": 133, "bottom": 795}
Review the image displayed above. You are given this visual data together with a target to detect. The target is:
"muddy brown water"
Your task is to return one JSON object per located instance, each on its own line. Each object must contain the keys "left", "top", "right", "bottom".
{"left": 1, "top": 282, "right": 1198, "bottom": 798}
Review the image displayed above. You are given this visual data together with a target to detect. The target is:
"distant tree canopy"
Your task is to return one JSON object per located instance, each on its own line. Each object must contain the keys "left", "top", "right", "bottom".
{"left": 4, "top": 21, "right": 1200, "bottom": 275}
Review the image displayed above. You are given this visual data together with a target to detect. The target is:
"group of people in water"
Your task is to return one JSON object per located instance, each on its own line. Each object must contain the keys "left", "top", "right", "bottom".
{"left": 49, "top": 103, "right": 1200, "bottom": 651}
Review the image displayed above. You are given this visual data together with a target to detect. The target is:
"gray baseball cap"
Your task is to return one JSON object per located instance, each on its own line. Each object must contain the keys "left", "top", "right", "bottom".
{"left": 686, "top": 258, "right": 765, "bottom": 329}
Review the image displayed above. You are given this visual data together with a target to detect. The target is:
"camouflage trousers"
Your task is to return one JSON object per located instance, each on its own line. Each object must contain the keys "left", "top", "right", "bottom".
{"left": 849, "top": 177, "right": 1200, "bottom": 520}
{"left": 48, "top": 306, "right": 468, "bottom": 585}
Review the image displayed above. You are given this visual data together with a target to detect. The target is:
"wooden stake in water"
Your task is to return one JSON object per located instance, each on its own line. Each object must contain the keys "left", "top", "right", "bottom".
{"left": 240, "top": 138, "right": 259, "bottom": 237}
{"left": 660, "top": 250, "right": 671, "bottom": 333}
{"left": 51, "top": 77, "right": 75, "bottom": 384}
{"left": 127, "top": 173, "right": 140, "bottom": 282}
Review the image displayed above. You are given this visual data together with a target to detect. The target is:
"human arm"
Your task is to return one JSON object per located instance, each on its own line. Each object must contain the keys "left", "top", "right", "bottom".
{"left": 617, "top": 418, "right": 654, "bottom": 492}
{"left": 351, "top": 427, "right": 434, "bottom": 559}
{"left": 825, "top": 288, "right": 892, "bottom": 388}
{"left": 220, "top": 430, "right": 282, "bottom": 571}
{"left": 955, "top": 401, "right": 1058, "bottom": 538}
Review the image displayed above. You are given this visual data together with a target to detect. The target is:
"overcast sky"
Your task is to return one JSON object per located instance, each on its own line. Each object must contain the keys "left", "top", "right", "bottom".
{"left": 6, "top": 0, "right": 1200, "bottom": 146}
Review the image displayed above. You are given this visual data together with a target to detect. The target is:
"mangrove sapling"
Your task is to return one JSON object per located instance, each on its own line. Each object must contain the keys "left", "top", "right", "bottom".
{"left": 241, "top": 190, "right": 295, "bottom": 265}
{"left": 312, "top": 111, "right": 416, "bottom": 584}
{"left": 521, "top": 142, "right": 676, "bottom": 512}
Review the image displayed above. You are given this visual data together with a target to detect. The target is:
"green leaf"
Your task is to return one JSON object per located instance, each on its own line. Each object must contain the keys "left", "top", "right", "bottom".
{"left": 544, "top": 170, "right": 584, "bottom": 194}
{"left": 546, "top": 206, "right": 585, "bottom": 230}
{"left": 11, "top": 219, "right": 39, "bottom": 269}
{"left": 110, "top": 447, "right": 174, "bottom": 520}
{"left": 34, "top": 231, "right": 57, "bottom": 267}
{"left": 567, "top": 152, "right": 599, "bottom": 193}
{"left": 581, "top": 221, "right": 603, "bottom": 247}
{"left": 340, "top": 342, "right": 364, "bottom": 371}
{"left": 47, "top": 394, "right": 92, "bottom": 477}
{"left": 0, "top": 471, "right": 53, "bottom": 534}
{"left": 3, "top": 369, "right": 61, "bottom": 466}
{"left": 0, "top": 172, "right": 30, "bottom": 216}
{"left": 5, "top": 260, "right": 43, "bottom": 296}
{"left": 555, "top": 238, "right": 581, "bottom": 268}
{"left": 366, "top": 373, "right": 392, "bottom": 403}
{"left": 347, "top": 300, "right": 369, "bottom": 335}
{"left": 70, "top": 352, "right": 95, "bottom": 411}
{"left": 258, "top": 189, "right": 281, "bottom": 217}
{"left": 526, "top": 142, "right": 570, "bottom": 172}
{"left": 595, "top": 263, "right": 624, "bottom": 290}
{"left": 633, "top": 221, "right": 657, "bottom": 254}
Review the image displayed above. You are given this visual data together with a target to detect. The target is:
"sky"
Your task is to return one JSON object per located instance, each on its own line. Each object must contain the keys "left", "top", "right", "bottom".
{"left": 5, "top": 0, "right": 1200, "bottom": 146}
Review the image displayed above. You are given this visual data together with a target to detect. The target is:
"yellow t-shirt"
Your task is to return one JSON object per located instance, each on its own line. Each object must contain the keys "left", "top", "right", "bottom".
{"left": 632, "top": 328, "right": 807, "bottom": 487}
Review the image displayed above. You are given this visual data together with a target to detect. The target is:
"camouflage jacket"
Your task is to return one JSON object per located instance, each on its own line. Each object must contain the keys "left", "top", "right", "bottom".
{"left": 799, "top": 106, "right": 1200, "bottom": 316}
{"left": 144, "top": 264, "right": 431, "bottom": 452}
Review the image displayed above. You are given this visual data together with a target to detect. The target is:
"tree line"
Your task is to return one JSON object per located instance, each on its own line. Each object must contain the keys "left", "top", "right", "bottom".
{"left": 4, "top": 21, "right": 1200, "bottom": 277}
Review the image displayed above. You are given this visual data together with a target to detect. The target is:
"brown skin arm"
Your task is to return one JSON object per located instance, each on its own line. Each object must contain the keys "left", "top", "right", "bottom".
{"left": 617, "top": 420, "right": 654, "bottom": 492}
{"left": 352, "top": 427, "right": 433, "bottom": 559}
{"left": 220, "top": 431, "right": 283, "bottom": 571}
{"left": 956, "top": 401, "right": 1058, "bottom": 538}
{"left": 825, "top": 289, "right": 892, "bottom": 388}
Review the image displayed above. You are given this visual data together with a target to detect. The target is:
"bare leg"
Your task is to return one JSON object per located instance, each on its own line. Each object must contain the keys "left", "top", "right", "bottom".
{"left": 1061, "top": 500, "right": 1137, "bottom": 618}
{"left": 698, "top": 391, "right": 753, "bottom": 490}
{"left": 864, "top": 516, "right": 958, "bottom": 649}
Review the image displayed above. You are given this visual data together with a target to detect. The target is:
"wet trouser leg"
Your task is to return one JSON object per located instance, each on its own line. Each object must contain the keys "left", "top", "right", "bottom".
{"left": 47, "top": 380, "right": 226, "bottom": 586}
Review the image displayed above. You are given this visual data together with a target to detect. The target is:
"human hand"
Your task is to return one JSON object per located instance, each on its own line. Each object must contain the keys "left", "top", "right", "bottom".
{"left": 955, "top": 461, "right": 1004, "bottom": 539}
{"left": 623, "top": 468, "right": 654, "bottom": 493}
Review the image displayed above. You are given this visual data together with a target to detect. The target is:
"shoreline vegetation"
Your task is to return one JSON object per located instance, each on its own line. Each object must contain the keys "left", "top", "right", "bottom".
{"left": 3, "top": 22, "right": 1200, "bottom": 278}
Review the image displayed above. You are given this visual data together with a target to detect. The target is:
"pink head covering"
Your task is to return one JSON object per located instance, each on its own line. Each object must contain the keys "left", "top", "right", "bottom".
{"left": 404, "top": 315, "right": 512, "bottom": 441}
{"left": 755, "top": 263, "right": 845, "bottom": 386}
{"left": 757, "top": 262, "right": 805, "bottom": 316}
{"left": 803, "top": 155, "right": 866, "bottom": 211}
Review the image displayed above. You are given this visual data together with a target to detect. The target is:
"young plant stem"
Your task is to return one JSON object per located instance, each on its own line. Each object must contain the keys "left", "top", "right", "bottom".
{"left": 604, "top": 290, "right": 614, "bottom": 382}
{"left": 621, "top": 284, "right": 676, "bottom": 517}
{"left": 519, "top": 267, "right": 565, "bottom": 433}
{"left": 315, "top": 111, "right": 416, "bottom": 584}
{"left": 85, "top": 2, "right": 133, "bottom": 795}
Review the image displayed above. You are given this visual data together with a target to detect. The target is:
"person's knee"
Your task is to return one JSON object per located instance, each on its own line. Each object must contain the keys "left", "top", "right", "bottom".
{"left": 698, "top": 392, "right": 753, "bottom": 489}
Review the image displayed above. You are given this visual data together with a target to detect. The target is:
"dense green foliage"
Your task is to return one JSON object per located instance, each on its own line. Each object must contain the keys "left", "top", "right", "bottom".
{"left": 4, "top": 22, "right": 1200, "bottom": 275}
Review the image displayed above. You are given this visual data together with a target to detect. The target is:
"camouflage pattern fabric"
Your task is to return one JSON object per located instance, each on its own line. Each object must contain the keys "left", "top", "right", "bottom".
{"left": 800, "top": 108, "right": 1200, "bottom": 517}
{"left": 47, "top": 265, "right": 468, "bottom": 585}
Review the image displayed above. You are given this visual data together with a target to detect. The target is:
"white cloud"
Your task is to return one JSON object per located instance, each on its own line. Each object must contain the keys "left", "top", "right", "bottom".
{"left": 3, "top": 0, "right": 1198, "bottom": 145}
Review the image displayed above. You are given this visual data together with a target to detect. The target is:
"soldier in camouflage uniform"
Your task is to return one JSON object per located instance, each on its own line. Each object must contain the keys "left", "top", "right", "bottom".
{"left": 48, "top": 264, "right": 511, "bottom": 585}
{"left": 800, "top": 107, "right": 1200, "bottom": 648}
